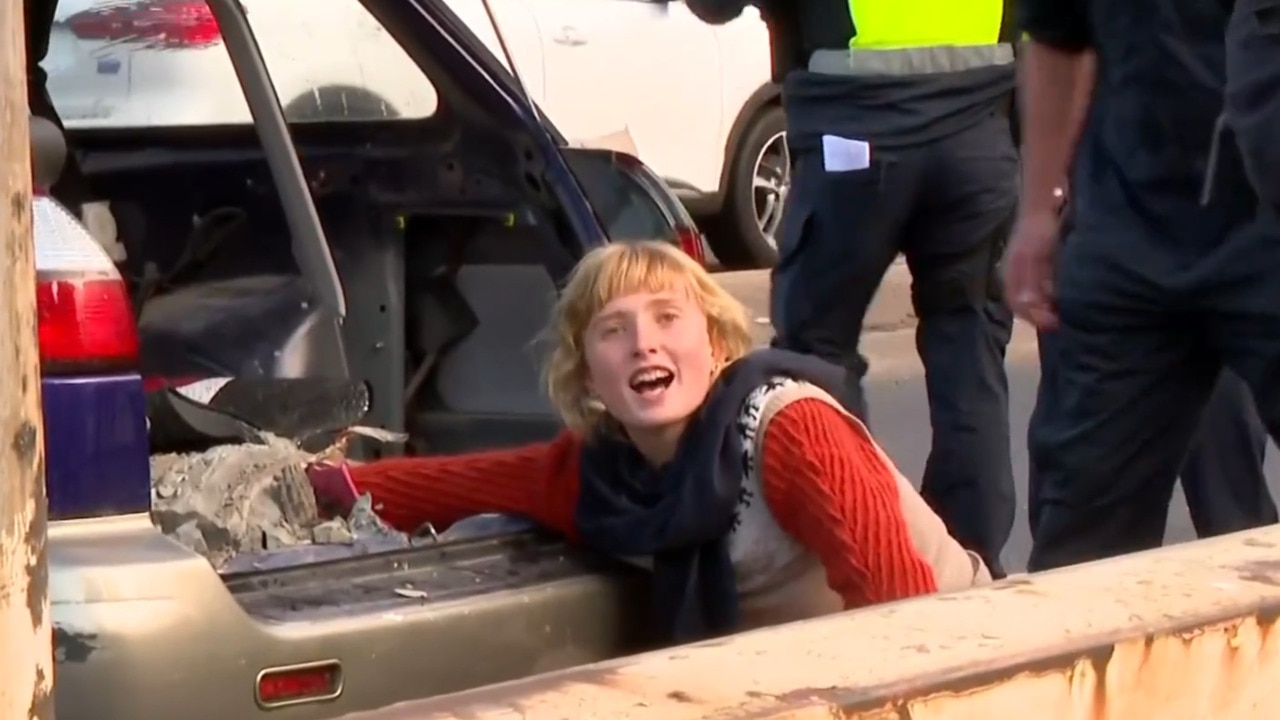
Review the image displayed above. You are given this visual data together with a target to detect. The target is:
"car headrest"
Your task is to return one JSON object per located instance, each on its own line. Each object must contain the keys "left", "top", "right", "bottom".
{"left": 30, "top": 115, "right": 67, "bottom": 191}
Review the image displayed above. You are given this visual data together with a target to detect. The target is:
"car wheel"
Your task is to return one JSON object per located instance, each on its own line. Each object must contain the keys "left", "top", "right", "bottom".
{"left": 707, "top": 105, "right": 789, "bottom": 269}
{"left": 283, "top": 86, "right": 399, "bottom": 123}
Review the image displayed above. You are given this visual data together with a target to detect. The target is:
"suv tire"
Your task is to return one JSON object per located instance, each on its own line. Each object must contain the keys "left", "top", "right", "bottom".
{"left": 706, "top": 105, "right": 788, "bottom": 269}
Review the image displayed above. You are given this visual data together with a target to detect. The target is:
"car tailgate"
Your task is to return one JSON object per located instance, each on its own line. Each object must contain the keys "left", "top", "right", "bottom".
{"left": 52, "top": 515, "right": 649, "bottom": 720}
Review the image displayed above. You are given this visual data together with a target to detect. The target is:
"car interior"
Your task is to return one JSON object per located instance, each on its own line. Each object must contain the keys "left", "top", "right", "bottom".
{"left": 75, "top": 122, "right": 575, "bottom": 457}
{"left": 27, "top": 0, "right": 604, "bottom": 461}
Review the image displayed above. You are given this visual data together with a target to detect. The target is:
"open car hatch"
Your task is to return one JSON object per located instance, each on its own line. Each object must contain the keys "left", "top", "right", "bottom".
{"left": 204, "top": 0, "right": 350, "bottom": 371}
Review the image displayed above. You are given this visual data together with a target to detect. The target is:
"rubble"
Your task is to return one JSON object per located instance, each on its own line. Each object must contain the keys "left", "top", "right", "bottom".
{"left": 150, "top": 430, "right": 421, "bottom": 572}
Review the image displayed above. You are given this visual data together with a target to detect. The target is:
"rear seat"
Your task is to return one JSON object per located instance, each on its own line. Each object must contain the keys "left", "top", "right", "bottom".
{"left": 408, "top": 217, "right": 565, "bottom": 453}
{"left": 435, "top": 263, "right": 557, "bottom": 416}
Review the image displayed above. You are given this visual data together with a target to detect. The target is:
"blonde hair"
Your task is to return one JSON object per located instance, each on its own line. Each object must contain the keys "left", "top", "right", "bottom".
{"left": 543, "top": 240, "right": 754, "bottom": 435}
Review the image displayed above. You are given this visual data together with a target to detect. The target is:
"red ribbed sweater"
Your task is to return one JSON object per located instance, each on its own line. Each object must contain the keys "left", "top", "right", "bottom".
{"left": 350, "top": 399, "right": 938, "bottom": 609}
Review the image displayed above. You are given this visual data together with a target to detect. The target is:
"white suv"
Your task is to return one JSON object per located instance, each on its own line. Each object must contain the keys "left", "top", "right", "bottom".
{"left": 45, "top": 0, "right": 788, "bottom": 268}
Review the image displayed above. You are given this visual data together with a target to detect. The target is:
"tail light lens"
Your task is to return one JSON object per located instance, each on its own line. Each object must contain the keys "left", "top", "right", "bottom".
{"left": 255, "top": 661, "right": 344, "bottom": 709}
{"left": 675, "top": 226, "right": 707, "bottom": 266}
{"left": 33, "top": 191, "right": 140, "bottom": 376}
{"left": 66, "top": 0, "right": 222, "bottom": 49}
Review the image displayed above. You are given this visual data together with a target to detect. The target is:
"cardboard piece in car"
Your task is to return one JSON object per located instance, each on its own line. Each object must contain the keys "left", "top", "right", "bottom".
{"left": 569, "top": 126, "right": 638, "bottom": 156}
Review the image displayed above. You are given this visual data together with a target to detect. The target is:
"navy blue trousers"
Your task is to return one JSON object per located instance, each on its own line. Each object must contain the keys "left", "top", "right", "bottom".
{"left": 771, "top": 113, "right": 1019, "bottom": 577}
{"left": 1028, "top": 213, "right": 1280, "bottom": 571}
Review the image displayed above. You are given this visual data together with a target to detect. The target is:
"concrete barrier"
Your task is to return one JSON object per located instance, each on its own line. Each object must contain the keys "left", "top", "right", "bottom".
{"left": 338, "top": 525, "right": 1280, "bottom": 720}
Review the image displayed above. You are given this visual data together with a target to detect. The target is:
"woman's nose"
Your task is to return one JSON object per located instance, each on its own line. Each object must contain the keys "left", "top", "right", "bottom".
{"left": 630, "top": 319, "right": 660, "bottom": 356}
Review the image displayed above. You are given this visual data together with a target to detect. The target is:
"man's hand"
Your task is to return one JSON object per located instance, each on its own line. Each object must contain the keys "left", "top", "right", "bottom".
{"left": 1003, "top": 211, "right": 1062, "bottom": 331}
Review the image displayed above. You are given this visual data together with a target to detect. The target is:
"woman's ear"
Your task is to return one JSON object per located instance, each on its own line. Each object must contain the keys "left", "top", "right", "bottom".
{"left": 581, "top": 374, "right": 605, "bottom": 408}
{"left": 711, "top": 334, "right": 731, "bottom": 367}
{"left": 582, "top": 375, "right": 607, "bottom": 412}
{"left": 707, "top": 330, "right": 724, "bottom": 359}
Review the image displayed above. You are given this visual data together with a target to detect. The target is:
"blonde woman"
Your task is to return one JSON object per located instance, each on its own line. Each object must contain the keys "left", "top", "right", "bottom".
{"left": 309, "top": 241, "right": 990, "bottom": 642}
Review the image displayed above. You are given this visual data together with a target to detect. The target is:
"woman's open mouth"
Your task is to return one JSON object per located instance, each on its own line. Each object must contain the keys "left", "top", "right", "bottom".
{"left": 628, "top": 367, "right": 675, "bottom": 398}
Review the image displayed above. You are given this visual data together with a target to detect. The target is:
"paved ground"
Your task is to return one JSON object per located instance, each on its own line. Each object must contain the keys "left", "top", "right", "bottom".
{"left": 718, "top": 267, "right": 1280, "bottom": 573}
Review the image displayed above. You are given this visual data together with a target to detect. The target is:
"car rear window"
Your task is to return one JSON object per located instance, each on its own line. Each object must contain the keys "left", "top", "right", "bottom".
{"left": 562, "top": 151, "right": 674, "bottom": 243}
{"left": 43, "top": 0, "right": 440, "bottom": 129}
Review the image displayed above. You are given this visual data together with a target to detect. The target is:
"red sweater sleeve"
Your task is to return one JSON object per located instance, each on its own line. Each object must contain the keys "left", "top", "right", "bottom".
{"left": 346, "top": 431, "right": 583, "bottom": 540}
{"left": 760, "top": 399, "right": 938, "bottom": 608}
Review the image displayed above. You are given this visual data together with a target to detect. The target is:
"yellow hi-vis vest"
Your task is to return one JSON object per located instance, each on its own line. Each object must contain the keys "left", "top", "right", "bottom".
{"left": 809, "top": 0, "right": 1014, "bottom": 76}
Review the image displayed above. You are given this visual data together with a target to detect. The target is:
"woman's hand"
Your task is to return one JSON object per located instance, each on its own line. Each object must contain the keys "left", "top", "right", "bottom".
{"left": 306, "top": 461, "right": 360, "bottom": 518}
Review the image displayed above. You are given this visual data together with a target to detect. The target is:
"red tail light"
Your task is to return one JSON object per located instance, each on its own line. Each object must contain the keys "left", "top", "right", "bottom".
{"left": 33, "top": 194, "right": 139, "bottom": 376}
{"left": 675, "top": 226, "right": 707, "bottom": 266}
{"left": 66, "top": 0, "right": 221, "bottom": 49}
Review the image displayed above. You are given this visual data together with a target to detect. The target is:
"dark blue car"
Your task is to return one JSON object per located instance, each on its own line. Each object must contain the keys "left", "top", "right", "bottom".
{"left": 29, "top": 0, "right": 695, "bottom": 715}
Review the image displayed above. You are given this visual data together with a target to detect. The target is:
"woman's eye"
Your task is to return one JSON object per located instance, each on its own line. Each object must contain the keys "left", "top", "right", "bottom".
{"left": 657, "top": 311, "right": 679, "bottom": 325}
{"left": 600, "top": 324, "right": 622, "bottom": 337}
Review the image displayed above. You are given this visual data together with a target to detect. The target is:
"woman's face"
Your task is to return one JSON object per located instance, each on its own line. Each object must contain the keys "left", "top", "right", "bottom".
{"left": 582, "top": 288, "right": 717, "bottom": 437}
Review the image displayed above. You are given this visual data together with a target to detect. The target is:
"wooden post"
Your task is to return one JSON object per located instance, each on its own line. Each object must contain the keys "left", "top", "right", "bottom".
{"left": 0, "top": 1, "right": 55, "bottom": 718}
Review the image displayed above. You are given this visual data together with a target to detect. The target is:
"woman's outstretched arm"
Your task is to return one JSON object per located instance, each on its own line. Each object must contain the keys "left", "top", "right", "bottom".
{"left": 344, "top": 431, "right": 584, "bottom": 539}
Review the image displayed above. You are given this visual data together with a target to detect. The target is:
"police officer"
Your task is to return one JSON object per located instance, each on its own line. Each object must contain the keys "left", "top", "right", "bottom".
{"left": 1032, "top": 94, "right": 1276, "bottom": 545}
{"left": 1012, "top": 0, "right": 1280, "bottom": 572}
{"left": 686, "top": 0, "right": 1020, "bottom": 577}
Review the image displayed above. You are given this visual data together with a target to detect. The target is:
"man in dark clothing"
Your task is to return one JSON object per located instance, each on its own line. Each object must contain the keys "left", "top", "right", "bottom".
{"left": 27, "top": 0, "right": 60, "bottom": 129}
{"left": 1011, "top": 0, "right": 1280, "bottom": 572}
{"left": 1226, "top": 0, "right": 1280, "bottom": 212}
{"left": 1179, "top": 372, "right": 1274, "bottom": 538}
{"left": 1035, "top": 329, "right": 1276, "bottom": 542}
{"left": 25, "top": 0, "right": 92, "bottom": 207}
{"left": 686, "top": 0, "right": 1021, "bottom": 578}
{"left": 1028, "top": 52, "right": 1277, "bottom": 544}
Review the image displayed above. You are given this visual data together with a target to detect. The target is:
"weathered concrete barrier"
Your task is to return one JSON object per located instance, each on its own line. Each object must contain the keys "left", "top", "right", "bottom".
{"left": 340, "top": 525, "right": 1280, "bottom": 720}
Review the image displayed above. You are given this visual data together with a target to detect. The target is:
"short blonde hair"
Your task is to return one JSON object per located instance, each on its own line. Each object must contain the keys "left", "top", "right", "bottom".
{"left": 543, "top": 240, "right": 754, "bottom": 435}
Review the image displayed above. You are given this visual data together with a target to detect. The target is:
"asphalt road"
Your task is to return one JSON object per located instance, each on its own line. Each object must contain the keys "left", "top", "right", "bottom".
{"left": 717, "top": 267, "right": 1280, "bottom": 573}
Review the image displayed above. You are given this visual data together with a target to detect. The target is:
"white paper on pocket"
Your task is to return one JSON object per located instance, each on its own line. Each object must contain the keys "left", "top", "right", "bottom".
{"left": 821, "top": 134, "right": 871, "bottom": 172}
